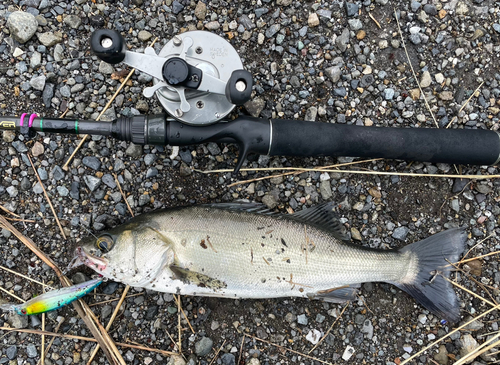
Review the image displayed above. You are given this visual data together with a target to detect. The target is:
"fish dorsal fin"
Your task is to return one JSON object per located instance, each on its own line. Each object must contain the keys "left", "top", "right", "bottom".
{"left": 286, "top": 202, "right": 350, "bottom": 242}
{"left": 201, "top": 201, "right": 276, "bottom": 215}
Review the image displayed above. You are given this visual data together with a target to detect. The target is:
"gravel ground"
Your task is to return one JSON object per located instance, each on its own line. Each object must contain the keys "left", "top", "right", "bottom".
{"left": 1, "top": 0, "right": 500, "bottom": 364}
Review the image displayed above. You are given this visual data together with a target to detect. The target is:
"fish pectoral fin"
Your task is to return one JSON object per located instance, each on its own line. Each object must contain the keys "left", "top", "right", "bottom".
{"left": 314, "top": 284, "right": 360, "bottom": 303}
{"left": 169, "top": 265, "right": 227, "bottom": 290}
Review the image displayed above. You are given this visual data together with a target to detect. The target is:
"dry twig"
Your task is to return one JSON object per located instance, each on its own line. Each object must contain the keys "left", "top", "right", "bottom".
{"left": 249, "top": 335, "right": 335, "bottom": 365}
{"left": 309, "top": 303, "right": 349, "bottom": 354}
{"left": 27, "top": 154, "right": 66, "bottom": 239}
{"left": 0, "top": 327, "right": 177, "bottom": 356}
{"left": 86, "top": 285, "right": 130, "bottom": 364}
{"left": 208, "top": 339, "right": 227, "bottom": 365}
{"left": 173, "top": 294, "right": 195, "bottom": 334}
{"left": 446, "top": 81, "right": 484, "bottom": 128}
{"left": 400, "top": 304, "right": 500, "bottom": 364}
{"left": 394, "top": 8, "right": 438, "bottom": 127}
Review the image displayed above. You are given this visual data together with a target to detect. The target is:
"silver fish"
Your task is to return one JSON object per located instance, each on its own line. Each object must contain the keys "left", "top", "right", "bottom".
{"left": 72, "top": 203, "right": 466, "bottom": 322}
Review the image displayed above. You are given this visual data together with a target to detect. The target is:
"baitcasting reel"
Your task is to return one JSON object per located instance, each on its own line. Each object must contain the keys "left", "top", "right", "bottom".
{"left": 91, "top": 30, "right": 253, "bottom": 125}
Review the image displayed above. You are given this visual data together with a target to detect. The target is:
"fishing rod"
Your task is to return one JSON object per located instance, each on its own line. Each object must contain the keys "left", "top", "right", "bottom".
{"left": 1, "top": 29, "right": 499, "bottom": 174}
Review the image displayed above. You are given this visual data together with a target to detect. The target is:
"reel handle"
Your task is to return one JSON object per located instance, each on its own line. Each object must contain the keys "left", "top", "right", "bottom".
{"left": 90, "top": 29, "right": 126, "bottom": 64}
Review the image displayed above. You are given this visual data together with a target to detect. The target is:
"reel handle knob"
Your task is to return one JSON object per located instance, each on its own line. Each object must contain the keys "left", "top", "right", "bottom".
{"left": 225, "top": 70, "right": 253, "bottom": 105}
{"left": 91, "top": 30, "right": 126, "bottom": 64}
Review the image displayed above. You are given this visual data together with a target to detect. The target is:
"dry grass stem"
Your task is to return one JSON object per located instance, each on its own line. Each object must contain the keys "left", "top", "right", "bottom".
{"left": 88, "top": 292, "right": 143, "bottom": 307}
{"left": 446, "top": 81, "right": 485, "bottom": 129}
{"left": 442, "top": 276, "right": 496, "bottom": 307}
{"left": 460, "top": 234, "right": 494, "bottom": 263}
{"left": 0, "top": 265, "right": 54, "bottom": 290}
{"left": 86, "top": 285, "right": 130, "bottom": 365}
{"left": 63, "top": 37, "right": 158, "bottom": 170}
{"left": 27, "top": 154, "right": 66, "bottom": 239}
{"left": 0, "top": 327, "right": 177, "bottom": 356}
{"left": 41, "top": 312, "right": 45, "bottom": 365}
{"left": 454, "top": 333, "right": 500, "bottom": 365}
{"left": 309, "top": 302, "right": 349, "bottom": 354}
{"left": 36, "top": 318, "right": 64, "bottom": 365}
{"left": 198, "top": 166, "right": 499, "bottom": 180}
{"left": 0, "top": 216, "right": 126, "bottom": 365}
{"left": 237, "top": 335, "right": 245, "bottom": 365}
{"left": 174, "top": 294, "right": 195, "bottom": 334}
{"left": 0, "top": 285, "right": 24, "bottom": 302}
{"left": 209, "top": 339, "right": 227, "bottom": 365}
{"left": 0, "top": 205, "right": 20, "bottom": 217}
{"left": 394, "top": 8, "right": 438, "bottom": 127}
{"left": 228, "top": 159, "right": 382, "bottom": 187}
{"left": 446, "top": 260, "right": 498, "bottom": 306}
{"left": 450, "top": 250, "right": 500, "bottom": 267}
{"left": 114, "top": 173, "right": 134, "bottom": 217}
{"left": 249, "top": 335, "right": 335, "bottom": 365}
{"left": 176, "top": 294, "right": 182, "bottom": 354}
{"left": 400, "top": 304, "right": 500, "bottom": 364}
{"left": 368, "top": 12, "right": 381, "bottom": 28}
{"left": 5, "top": 217, "right": 36, "bottom": 223}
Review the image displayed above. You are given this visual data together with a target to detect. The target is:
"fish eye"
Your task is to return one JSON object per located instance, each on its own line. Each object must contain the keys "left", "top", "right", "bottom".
{"left": 21, "top": 309, "right": 27, "bottom": 315}
{"left": 96, "top": 235, "right": 114, "bottom": 253}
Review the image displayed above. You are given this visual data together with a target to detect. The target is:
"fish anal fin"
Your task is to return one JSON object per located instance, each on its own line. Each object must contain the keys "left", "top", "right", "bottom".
{"left": 314, "top": 284, "right": 360, "bottom": 303}
{"left": 288, "top": 202, "right": 350, "bottom": 242}
{"left": 169, "top": 265, "right": 227, "bottom": 290}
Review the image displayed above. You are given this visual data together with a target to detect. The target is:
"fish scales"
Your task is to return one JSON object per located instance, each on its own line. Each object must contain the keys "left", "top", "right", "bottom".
{"left": 73, "top": 203, "right": 466, "bottom": 322}
{"left": 148, "top": 207, "right": 410, "bottom": 298}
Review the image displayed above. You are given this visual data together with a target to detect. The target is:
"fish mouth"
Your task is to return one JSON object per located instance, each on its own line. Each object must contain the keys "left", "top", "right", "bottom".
{"left": 66, "top": 246, "right": 108, "bottom": 273}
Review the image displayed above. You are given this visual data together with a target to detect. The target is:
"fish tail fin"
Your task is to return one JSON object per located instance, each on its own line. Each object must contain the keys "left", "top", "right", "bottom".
{"left": 392, "top": 228, "right": 467, "bottom": 323}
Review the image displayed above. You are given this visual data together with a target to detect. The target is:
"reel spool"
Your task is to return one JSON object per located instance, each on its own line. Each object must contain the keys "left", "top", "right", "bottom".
{"left": 91, "top": 30, "right": 253, "bottom": 125}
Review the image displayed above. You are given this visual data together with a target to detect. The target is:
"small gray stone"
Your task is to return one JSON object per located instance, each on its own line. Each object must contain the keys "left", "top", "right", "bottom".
{"left": 20, "top": 177, "right": 31, "bottom": 191}
{"left": 194, "top": 1, "right": 207, "bottom": 19}
{"left": 138, "top": 30, "right": 153, "bottom": 42}
{"left": 43, "top": 83, "right": 55, "bottom": 107}
{"left": 325, "top": 66, "right": 341, "bottom": 83}
{"left": 51, "top": 165, "right": 65, "bottom": 181}
{"left": 320, "top": 180, "right": 332, "bottom": 200}
{"left": 195, "top": 337, "right": 213, "bottom": 356}
{"left": 12, "top": 141, "right": 28, "bottom": 153}
{"left": 8, "top": 312, "right": 28, "bottom": 329}
{"left": 7, "top": 11, "right": 38, "bottom": 44}
{"left": 83, "top": 175, "right": 101, "bottom": 192}
{"left": 7, "top": 186, "right": 18, "bottom": 198}
{"left": 37, "top": 32, "right": 63, "bottom": 47}
{"left": 262, "top": 195, "right": 277, "bottom": 209}
{"left": 244, "top": 98, "right": 266, "bottom": 117}
{"left": 30, "top": 51, "right": 42, "bottom": 69}
{"left": 205, "top": 21, "right": 220, "bottom": 30}
{"left": 102, "top": 174, "right": 117, "bottom": 188}
{"left": 99, "top": 61, "right": 114, "bottom": 75}
{"left": 37, "top": 167, "right": 48, "bottom": 180}
{"left": 6, "top": 345, "right": 17, "bottom": 360}
{"left": 60, "top": 85, "right": 71, "bottom": 98}
{"left": 125, "top": 143, "right": 143, "bottom": 158}
{"left": 361, "top": 320, "right": 374, "bottom": 339}
{"left": 54, "top": 44, "right": 64, "bottom": 61}
{"left": 56, "top": 186, "right": 69, "bottom": 196}
{"left": 26, "top": 344, "right": 37, "bottom": 358}
{"left": 3, "top": 131, "right": 16, "bottom": 143}
{"left": 336, "top": 28, "right": 350, "bottom": 53}
{"left": 33, "top": 182, "right": 44, "bottom": 194}
{"left": 348, "top": 19, "right": 362, "bottom": 31}
{"left": 221, "top": 353, "right": 235, "bottom": 365}
{"left": 172, "top": 0, "right": 184, "bottom": 14}
{"left": 64, "top": 15, "right": 81, "bottom": 29}
{"left": 305, "top": 106, "right": 318, "bottom": 122}
{"left": 392, "top": 226, "right": 409, "bottom": 240}
{"left": 265, "top": 24, "right": 280, "bottom": 38}
{"left": 297, "top": 314, "right": 308, "bottom": 325}
{"left": 30, "top": 75, "right": 46, "bottom": 91}
{"left": 207, "top": 143, "right": 221, "bottom": 155}
{"left": 411, "top": 0, "right": 421, "bottom": 12}
{"left": 179, "top": 162, "right": 192, "bottom": 176}
{"left": 384, "top": 88, "right": 395, "bottom": 100}
{"left": 82, "top": 156, "right": 101, "bottom": 171}
{"left": 345, "top": 2, "right": 359, "bottom": 17}
{"left": 146, "top": 167, "right": 158, "bottom": 178}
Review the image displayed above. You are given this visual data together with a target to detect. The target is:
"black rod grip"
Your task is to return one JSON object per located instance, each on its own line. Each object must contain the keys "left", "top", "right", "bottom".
{"left": 269, "top": 119, "right": 500, "bottom": 166}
